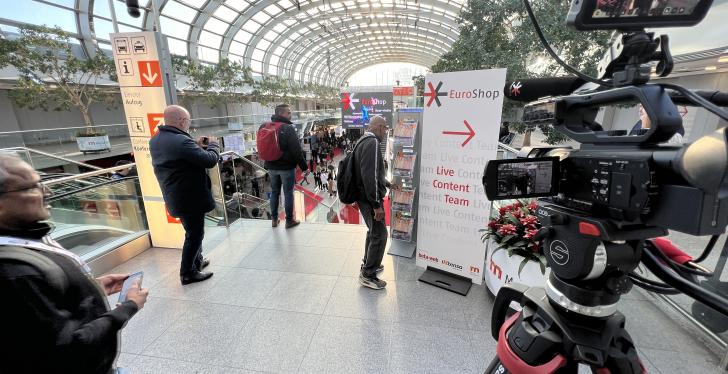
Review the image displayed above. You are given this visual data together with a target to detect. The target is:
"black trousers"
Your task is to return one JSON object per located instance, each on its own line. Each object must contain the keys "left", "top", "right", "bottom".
{"left": 358, "top": 200, "right": 388, "bottom": 278}
{"left": 178, "top": 213, "right": 205, "bottom": 275}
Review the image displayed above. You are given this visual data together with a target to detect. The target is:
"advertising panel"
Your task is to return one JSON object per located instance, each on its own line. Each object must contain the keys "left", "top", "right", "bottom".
{"left": 416, "top": 69, "right": 507, "bottom": 284}
{"left": 340, "top": 91, "right": 393, "bottom": 128}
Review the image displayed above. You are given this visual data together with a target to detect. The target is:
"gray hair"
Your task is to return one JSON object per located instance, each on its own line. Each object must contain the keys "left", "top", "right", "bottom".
{"left": 0, "top": 153, "right": 26, "bottom": 193}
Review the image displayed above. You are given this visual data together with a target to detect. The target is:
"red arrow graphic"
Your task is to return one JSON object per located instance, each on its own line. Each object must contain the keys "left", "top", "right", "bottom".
{"left": 442, "top": 120, "right": 476, "bottom": 147}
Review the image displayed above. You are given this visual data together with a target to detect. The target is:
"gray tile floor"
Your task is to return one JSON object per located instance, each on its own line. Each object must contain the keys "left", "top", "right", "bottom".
{"left": 108, "top": 220, "right": 725, "bottom": 373}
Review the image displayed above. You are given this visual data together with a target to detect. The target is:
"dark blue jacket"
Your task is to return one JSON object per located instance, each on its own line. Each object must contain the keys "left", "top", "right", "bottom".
{"left": 150, "top": 126, "right": 220, "bottom": 217}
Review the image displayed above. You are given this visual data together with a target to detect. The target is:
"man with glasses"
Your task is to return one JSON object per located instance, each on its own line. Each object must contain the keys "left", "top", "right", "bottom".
{"left": 353, "top": 116, "right": 399, "bottom": 290}
{"left": 150, "top": 105, "right": 220, "bottom": 285}
{"left": 0, "top": 154, "right": 149, "bottom": 373}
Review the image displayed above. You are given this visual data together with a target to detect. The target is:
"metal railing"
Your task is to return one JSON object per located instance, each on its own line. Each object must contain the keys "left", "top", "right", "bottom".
{"left": 4, "top": 146, "right": 103, "bottom": 170}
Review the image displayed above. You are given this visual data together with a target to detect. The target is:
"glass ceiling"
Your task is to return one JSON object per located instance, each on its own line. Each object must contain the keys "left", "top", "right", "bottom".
{"left": 2, "top": 0, "right": 727, "bottom": 87}
{"left": 0, "top": 0, "right": 466, "bottom": 87}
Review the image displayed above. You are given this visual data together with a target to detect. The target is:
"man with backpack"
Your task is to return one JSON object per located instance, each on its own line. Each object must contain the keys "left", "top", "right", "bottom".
{"left": 257, "top": 104, "right": 308, "bottom": 229}
{"left": 338, "top": 116, "right": 399, "bottom": 290}
{"left": 0, "top": 154, "right": 149, "bottom": 373}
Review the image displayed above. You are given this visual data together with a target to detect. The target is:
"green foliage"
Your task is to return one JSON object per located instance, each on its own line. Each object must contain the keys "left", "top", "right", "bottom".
{"left": 171, "top": 55, "right": 338, "bottom": 107}
{"left": 432, "top": 0, "right": 611, "bottom": 144}
{"left": 2, "top": 25, "right": 118, "bottom": 131}
{"left": 173, "top": 56, "right": 253, "bottom": 108}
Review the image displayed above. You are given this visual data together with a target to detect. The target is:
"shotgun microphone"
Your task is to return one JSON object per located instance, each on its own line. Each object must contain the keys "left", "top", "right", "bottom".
{"left": 504, "top": 77, "right": 586, "bottom": 102}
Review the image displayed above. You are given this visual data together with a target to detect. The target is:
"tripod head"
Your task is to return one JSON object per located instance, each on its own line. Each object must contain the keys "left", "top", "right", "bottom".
{"left": 534, "top": 201, "right": 666, "bottom": 316}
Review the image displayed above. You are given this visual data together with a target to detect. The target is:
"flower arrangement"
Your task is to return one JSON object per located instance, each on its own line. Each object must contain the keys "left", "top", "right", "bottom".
{"left": 480, "top": 200, "right": 547, "bottom": 275}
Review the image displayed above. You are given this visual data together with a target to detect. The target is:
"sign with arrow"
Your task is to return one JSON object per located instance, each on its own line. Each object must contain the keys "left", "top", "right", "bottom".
{"left": 138, "top": 60, "right": 161, "bottom": 87}
{"left": 111, "top": 31, "right": 186, "bottom": 249}
{"left": 417, "top": 68, "right": 506, "bottom": 285}
{"left": 442, "top": 120, "right": 476, "bottom": 147}
{"left": 146, "top": 113, "right": 164, "bottom": 136}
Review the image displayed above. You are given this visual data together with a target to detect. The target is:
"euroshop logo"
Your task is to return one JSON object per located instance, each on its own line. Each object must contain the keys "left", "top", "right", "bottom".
{"left": 424, "top": 81, "right": 447, "bottom": 107}
{"left": 510, "top": 81, "right": 523, "bottom": 97}
{"left": 340, "top": 92, "right": 359, "bottom": 110}
{"left": 425, "top": 80, "right": 501, "bottom": 107}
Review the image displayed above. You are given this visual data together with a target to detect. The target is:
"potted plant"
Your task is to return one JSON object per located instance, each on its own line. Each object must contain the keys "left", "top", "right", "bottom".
{"left": 480, "top": 200, "right": 548, "bottom": 296}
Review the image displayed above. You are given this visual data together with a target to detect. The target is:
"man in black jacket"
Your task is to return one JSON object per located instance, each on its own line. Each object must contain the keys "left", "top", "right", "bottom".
{"left": 150, "top": 105, "right": 220, "bottom": 285}
{"left": 263, "top": 104, "right": 308, "bottom": 229}
{"left": 354, "top": 116, "right": 399, "bottom": 290}
{"left": 0, "top": 154, "right": 149, "bottom": 373}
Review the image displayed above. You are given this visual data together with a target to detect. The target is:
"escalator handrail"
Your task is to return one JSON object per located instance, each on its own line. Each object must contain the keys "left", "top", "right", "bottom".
{"left": 220, "top": 151, "right": 268, "bottom": 173}
{"left": 46, "top": 177, "right": 139, "bottom": 202}
{"left": 3, "top": 147, "right": 103, "bottom": 170}
{"left": 44, "top": 163, "right": 137, "bottom": 187}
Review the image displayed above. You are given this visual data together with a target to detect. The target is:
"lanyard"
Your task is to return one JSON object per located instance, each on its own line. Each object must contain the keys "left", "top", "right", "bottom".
{"left": 0, "top": 236, "right": 92, "bottom": 274}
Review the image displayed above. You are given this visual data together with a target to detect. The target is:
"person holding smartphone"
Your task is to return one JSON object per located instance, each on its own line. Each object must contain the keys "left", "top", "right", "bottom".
{"left": 150, "top": 105, "right": 220, "bottom": 285}
{"left": 0, "top": 154, "right": 149, "bottom": 374}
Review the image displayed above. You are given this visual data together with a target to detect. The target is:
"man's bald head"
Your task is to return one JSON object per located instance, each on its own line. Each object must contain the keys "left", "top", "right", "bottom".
{"left": 164, "top": 105, "right": 191, "bottom": 132}
{"left": 367, "top": 116, "right": 388, "bottom": 140}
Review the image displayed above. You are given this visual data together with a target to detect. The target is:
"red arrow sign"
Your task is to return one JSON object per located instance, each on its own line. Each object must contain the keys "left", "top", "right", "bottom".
{"left": 138, "top": 60, "right": 161, "bottom": 87}
{"left": 443, "top": 120, "right": 476, "bottom": 147}
{"left": 147, "top": 113, "right": 164, "bottom": 136}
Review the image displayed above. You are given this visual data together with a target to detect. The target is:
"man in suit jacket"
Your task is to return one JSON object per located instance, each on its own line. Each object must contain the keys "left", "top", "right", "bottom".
{"left": 150, "top": 105, "right": 220, "bottom": 285}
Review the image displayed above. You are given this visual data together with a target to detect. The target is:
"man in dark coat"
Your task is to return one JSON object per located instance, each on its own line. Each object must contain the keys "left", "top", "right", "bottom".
{"left": 0, "top": 154, "right": 149, "bottom": 373}
{"left": 150, "top": 105, "right": 220, "bottom": 285}
{"left": 353, "top": 116, "right": 399, "bottom": 290}
{"left": 262, "top": 104, "right": 308, "bottom": 229}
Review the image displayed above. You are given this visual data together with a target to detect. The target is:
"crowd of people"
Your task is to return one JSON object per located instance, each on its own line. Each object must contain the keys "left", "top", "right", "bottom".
{"left": 0, "top": 103, "right": 395, "bottom": 373}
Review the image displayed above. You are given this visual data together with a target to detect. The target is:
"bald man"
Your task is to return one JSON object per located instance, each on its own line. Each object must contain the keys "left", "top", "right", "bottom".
{"left": 353, "top": 116, "right": 399, "bottom": 290}
{"left": 150, "top": 105, "right": 220, "bottom": 285}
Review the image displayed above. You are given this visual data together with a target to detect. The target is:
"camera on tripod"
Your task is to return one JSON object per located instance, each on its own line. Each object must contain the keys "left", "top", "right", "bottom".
{"left": 481, "top": 1, "right": 728, "bottom": 373}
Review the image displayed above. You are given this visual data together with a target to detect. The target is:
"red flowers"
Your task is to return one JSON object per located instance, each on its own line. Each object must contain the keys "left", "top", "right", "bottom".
{"left": 498, "top": 224, "right": 517, "bottom": 236}
{"left": 520, "top": 215, "right": 538, "bottom": 227}
{"left": 484, "top": 200, "right": 544, "bottom": 257}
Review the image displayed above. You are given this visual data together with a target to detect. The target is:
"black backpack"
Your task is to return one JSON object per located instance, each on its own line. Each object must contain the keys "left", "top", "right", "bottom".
{"left": 337, "top": 137, "right": 370, "bottom": 204}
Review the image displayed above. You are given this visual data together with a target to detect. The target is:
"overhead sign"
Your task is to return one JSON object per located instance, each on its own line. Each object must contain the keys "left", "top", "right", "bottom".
{"left": 340, "top": 91, "right": 393, "bottom": 129}
{"left": 112, "top": 31, "right": 184, "bottom": 249}
{"left": 416, "top": 69, "right": 506, "bottom": 284}
{"left": 393, "top": 86, "right": 414, "bottom": 96}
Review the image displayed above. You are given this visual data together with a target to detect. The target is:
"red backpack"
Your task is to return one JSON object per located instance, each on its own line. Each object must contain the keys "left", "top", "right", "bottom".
{"left": 256, "top": 122, "right": 284, "bottom": 161}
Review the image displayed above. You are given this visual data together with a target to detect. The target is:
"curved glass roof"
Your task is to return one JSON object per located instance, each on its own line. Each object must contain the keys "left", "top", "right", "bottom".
{"left": 1, "top": 0, "right": 466, "bottom": 87}
{"left": 4, "top": 0, "right": 727, "bottom": 87}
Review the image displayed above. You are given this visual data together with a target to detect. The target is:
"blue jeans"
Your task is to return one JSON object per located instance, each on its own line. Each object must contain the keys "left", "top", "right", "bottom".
{"left": 269, "top": 168, "right": 296, "bottom": 222}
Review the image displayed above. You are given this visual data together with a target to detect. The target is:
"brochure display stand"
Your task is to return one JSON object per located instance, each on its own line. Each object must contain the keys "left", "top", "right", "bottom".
{"left": 387, "top": 108, "right": 423, "bottom": 258}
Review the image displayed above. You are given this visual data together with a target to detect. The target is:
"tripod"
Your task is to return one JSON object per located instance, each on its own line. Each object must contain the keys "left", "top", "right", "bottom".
{"left": 484, "top": 277, "right": 644, "bottom": 374}
{"left": 483, "top": 198, "right": 728, "bottom": 373}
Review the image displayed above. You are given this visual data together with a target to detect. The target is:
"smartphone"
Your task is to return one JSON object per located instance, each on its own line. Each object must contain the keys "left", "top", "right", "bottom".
{"left": 118, "top": 271, "right": 143, "bottom": 304}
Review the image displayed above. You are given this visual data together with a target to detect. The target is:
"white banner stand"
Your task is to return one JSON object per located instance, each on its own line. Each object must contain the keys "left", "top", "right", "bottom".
{"left": 416, "top": 69, "right": 507, "bottom": 295}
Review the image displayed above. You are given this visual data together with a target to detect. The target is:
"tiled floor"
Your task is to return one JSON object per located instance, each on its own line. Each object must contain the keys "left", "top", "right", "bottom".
{"left": 108, "top": 220, "right": 725, "bottom": 373}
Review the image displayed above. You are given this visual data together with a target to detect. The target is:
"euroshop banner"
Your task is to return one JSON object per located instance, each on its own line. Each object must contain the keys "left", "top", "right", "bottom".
{"left": 340, "top": 91, "right": 393, "bottom": 129}
{"left": 416, "top": 69, "right": 506, "bottom": 284}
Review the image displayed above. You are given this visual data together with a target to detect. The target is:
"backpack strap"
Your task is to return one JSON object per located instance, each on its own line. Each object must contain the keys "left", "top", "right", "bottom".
{"left": 0, "top": 246, "right": 68, "bottom": 294}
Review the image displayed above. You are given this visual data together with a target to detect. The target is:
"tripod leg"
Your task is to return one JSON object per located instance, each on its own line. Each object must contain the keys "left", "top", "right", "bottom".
{"left": 590, "top": 330, "right": 645, "bottom": 374}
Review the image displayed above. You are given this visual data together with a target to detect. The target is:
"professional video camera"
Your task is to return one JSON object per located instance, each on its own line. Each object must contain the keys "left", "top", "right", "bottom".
{"left": 481, "top": 1, "right": 728, "bottom": 373}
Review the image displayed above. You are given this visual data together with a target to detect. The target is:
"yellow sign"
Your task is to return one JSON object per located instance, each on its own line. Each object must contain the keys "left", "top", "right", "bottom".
{"left": 112, "top": 31, "right": 184, "bottom": 249}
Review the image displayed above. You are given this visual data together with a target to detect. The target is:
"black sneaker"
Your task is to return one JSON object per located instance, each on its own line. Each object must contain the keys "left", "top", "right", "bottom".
{"left": 359, "top": 274, "right": 387, "bottom": 290}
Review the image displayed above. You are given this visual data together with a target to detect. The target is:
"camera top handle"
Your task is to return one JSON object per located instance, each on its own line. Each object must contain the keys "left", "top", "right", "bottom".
{"left": 529, "top": 84, "right": 682, "bottom": 144}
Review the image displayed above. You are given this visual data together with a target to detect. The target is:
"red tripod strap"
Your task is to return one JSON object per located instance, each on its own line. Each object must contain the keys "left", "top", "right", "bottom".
{"left": 497, "top": 313, "right": 568, "bottom": 374}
